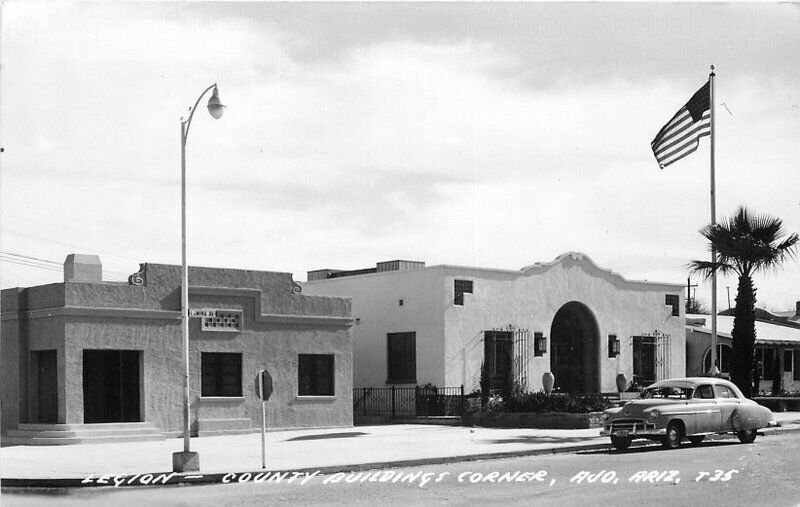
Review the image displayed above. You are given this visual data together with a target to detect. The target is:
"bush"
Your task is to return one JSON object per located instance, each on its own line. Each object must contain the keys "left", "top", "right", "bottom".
{"left": 504, "top": 388, "right": 611, "bottom": 414}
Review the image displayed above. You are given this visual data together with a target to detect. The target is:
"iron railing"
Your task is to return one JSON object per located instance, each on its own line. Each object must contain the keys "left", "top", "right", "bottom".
{"left": 353, "top": 385, "right": 465, "bottom": 418}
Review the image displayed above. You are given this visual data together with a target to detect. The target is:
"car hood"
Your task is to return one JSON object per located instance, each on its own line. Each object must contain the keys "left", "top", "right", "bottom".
{"left": 611, "top": 399, "right": 686, "bottom": 416}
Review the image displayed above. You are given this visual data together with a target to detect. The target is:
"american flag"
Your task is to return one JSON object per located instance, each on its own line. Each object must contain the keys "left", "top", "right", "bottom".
{"left": 651, "top": 81, "right": 711, "bottom": 168}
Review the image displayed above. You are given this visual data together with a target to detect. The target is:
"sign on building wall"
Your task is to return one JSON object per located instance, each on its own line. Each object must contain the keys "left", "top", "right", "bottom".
{"left": 189, "top": 308, "right": 242, "bottom": 332}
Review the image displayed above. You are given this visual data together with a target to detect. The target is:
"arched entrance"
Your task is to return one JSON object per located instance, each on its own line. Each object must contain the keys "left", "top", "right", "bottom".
{"left": 549, "top": 302, "right": 600, "bottom": 393}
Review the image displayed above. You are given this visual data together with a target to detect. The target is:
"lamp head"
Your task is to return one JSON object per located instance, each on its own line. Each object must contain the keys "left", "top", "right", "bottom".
{"left": 207, "top": 86, "right": 225, "bottom": 119}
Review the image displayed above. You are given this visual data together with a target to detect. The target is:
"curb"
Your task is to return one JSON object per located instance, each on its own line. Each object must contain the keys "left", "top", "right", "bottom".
{"left": 3, "top": 423, "right": 799, "bottom": 490}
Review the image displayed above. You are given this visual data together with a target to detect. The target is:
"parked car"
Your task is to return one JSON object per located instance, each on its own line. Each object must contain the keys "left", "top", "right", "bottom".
{"left": 601, "top": 377, "right": 777, "bottom": 450}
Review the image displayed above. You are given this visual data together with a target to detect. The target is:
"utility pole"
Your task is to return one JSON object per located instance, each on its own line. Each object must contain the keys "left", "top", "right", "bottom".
{"left": 726, "top": 286, "right": 731, "bottom": 310}
{"left": 686, "top": 277, "right": 698, "bottom": 311}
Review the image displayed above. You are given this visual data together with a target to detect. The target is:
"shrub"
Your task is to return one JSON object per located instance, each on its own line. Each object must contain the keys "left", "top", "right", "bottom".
{"left": 504, "top": 389, "right": 611, "bottom": 414}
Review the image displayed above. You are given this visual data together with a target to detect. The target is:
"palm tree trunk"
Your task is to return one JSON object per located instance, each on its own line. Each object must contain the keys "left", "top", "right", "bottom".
{"left": 731, "top": 275, "right": 756, "bottom": 397}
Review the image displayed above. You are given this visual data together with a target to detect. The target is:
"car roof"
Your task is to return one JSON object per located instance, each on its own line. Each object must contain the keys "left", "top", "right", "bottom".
{"left": 647, "top": 377, "right": 734, "bottom": 388}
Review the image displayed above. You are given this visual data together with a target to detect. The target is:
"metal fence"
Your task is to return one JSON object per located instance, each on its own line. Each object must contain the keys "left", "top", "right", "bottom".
{"left": 353, "top": 386, "right": 465, "bottom": 418}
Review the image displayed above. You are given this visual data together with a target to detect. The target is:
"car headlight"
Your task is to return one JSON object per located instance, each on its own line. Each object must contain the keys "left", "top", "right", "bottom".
{"left": 602, "top": 412, "right": 610, "bottom": 420}
{"left": 648, "top": 409, "right": 659, "bottom": 420}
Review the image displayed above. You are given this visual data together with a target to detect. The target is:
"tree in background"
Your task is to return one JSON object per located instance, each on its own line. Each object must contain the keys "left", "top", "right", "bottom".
{"left": 689, "top": 206, "right": 798, "bottom": 397}
{"left": 686, "top": 296, "right": 709, "bottom": 315}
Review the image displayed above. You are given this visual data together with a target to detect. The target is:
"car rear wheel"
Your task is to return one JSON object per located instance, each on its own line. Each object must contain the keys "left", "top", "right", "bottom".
{"left": 737, "top": 429, "right": 757, "bottom": 444}
{"left": 662, "top": 422, "right": 683, "bottom": 449}
{"left": 611, "top": 435, "right": 632, "bottom": 451}
{"left": 688, "top": 436, "right": 705, "bottom": 445}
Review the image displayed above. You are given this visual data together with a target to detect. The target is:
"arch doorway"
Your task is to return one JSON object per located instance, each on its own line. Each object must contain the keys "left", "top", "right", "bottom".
{"left": 549, "top": 302, "right": 600, "bottom": 393}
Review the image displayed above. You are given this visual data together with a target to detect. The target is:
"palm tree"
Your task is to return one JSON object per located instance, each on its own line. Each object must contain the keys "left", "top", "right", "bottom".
{"left": 689, "top": 206, "right": 798, "bottom": 397}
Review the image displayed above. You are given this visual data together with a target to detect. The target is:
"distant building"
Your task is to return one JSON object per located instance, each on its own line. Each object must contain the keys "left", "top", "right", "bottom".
{"left": 303, "top": 252, "right": 686, "bottom": 396}
{"left": 1, "top": 255, "right": 353, "bottom": 444}
{"left": 771, "top": 301, "right": 800, "bottom": 325}
{"left": 686, "top": 314, "right": 800, "bottom": 394}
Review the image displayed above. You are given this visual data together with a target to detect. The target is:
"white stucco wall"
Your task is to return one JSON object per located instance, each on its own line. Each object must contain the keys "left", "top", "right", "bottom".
{"left": 304, "top": 253, "right": 686, "bottom": 393}
{"left": 303, "top": 269, "right": 446, "bottom": 387}
{"left": 441, "top": 253, "right": 685, "bottom": 393}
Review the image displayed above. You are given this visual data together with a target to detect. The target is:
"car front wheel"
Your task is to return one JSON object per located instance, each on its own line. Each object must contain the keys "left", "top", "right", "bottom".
{"left": 611, "top": 435, "right": 632, "bottom": 451}
{"left": 662, "top": 422, "right": 682, "bottom": 449}
{"left": 737, "top": 429, "right": 757, "bottom": 443}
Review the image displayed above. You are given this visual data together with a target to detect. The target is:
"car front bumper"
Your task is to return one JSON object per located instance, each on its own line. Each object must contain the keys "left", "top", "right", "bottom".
{"left": 600, "top": 420, "right": 666, "bottom": 438}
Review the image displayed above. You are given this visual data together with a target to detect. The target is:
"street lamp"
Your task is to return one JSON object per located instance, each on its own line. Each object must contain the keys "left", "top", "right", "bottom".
{"left": 173, "top": 83, "right": 225, "bottom": 473}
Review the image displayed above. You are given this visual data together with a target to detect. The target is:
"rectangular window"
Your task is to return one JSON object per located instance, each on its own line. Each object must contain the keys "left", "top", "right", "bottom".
{"left": 756, "top": 348, "right": 775, "bottom": 381}
{"left": 387, "top": 332, "right": 416, "bottom": 383}
{"left": 201, "top": 352, "right": 242, "bottom": 397}
{"left": 454, "top": 280, "right": 473, "bottom": 306}
{"left": 785, "top": 350, "right": 793, "bottom": 373}
{"left": 665, "top": 294, "right": 680, "bottom": 317}
{"left": 298, "top": 354, "right": 335, "bottom": 396}
{"left": 607, "top": 334, "right": 620, "bottom": 358}
{"left": 795, "top": 350, "right": 800, "bottom": 381}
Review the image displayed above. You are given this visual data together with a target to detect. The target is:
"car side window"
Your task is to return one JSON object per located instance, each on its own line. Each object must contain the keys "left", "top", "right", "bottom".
{"left": 714, "top": 385, "right": 738, "bottom": 399}
{"left": 696, "top": 385, "right": 714, "bottom": 399}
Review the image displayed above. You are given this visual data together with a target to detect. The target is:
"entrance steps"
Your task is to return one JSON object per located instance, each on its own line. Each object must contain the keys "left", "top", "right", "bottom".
{"left": 3, "top": 422, "right": 166, "bottom": 446}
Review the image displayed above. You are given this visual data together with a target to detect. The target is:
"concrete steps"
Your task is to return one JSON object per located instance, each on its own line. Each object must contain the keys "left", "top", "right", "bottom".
{"left": 3, "top": 422, "right": 166, "bottom": 446}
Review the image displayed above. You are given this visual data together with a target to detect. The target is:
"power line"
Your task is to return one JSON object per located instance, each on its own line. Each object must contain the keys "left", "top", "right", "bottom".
{"left": 0, "top": 250, "right": 131, "bottom": 280}
{"left": 0, "top": 253, "right": 63, "bottom": 272}
{"left": 0, "top": 230, "right": 145, "bottom": 264}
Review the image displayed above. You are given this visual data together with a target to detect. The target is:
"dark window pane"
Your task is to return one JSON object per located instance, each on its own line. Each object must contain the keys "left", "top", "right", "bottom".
{"left": 454, "top": 280, "right": 473, "bottom": 306}
{"left": 759, "top": 348, "right": 775, "bottom": 381}
{"left": 201, "top": 353, "right": 242, "bottom": 397}
{"left": 387, "top": 332, "right": 416, "bottom": 383}
{"left": 665, "top": 294, "right": 680, "bottom": 317}
{"left": 795, "top": 350, "right": 800, "bottom": 381}
{"left": 298, "top": 354, "right": 334, "bottom": 396}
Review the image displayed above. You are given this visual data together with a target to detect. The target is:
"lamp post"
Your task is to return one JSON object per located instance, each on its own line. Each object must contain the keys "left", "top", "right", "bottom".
{"left": 172, "top": 84, "right": 225, "bottom": 473}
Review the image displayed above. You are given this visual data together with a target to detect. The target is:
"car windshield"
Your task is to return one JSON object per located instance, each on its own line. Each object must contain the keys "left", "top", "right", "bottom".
{"left": 641, "top": 386, "right": 693, "bottom": 399}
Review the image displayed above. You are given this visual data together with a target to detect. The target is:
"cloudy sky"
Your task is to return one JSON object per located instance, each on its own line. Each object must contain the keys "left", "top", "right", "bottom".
{"left": 1, "top": 1, "right": 799, "bottom": 312}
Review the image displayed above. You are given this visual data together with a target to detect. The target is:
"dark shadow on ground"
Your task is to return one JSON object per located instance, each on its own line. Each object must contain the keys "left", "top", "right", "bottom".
{"left": 577, "top": 439, "right": 740, "bottom": 456}
{"left": 285, "top": 431, "right": 368, "bottom": 441}
{"left": 482, "top": 436, "right": 602, "bottom": 445}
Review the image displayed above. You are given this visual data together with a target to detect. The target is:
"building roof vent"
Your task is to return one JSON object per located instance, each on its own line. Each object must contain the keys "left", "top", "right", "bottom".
{"left": 376, "top": 260, "right": 425, "bottom": 272}
{"left": 64, "top": 254, "right": 102, "bottom": 282}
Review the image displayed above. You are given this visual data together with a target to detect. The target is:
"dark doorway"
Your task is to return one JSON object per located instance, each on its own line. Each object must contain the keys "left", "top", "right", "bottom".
{"left": 83, "top": 350, "right": 141, "bottom": 423}
{"left": 550, "top": 302, "right": 600, "bottom": 393}
{"left": 31, "top": 350, "right": 58, "bottom": 423}
{"left": 483, "top": 331, "right": 513, "bottom": 397}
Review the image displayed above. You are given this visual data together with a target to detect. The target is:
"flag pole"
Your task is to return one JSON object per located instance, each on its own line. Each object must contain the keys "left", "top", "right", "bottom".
{"left": 709, "top": 65, "right": 718, "bottom": 375}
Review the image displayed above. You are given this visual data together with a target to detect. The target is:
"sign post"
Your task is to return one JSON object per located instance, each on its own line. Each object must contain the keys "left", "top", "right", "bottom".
{"left": 256, "top": 369, "right": 273, "bottom": 469}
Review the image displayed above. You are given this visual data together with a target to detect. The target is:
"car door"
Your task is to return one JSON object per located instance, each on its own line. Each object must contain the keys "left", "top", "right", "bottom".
{"left": 692, "top": 384, "right": 721, "bottom": 433}
{"left": 714, "top": 384, "right": 741, "bottom": 430}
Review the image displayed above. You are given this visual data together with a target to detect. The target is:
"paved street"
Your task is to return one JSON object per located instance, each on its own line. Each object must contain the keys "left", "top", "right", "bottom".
{"left": 3, "top": 412, "right": 799, "bottom": 486}
{"left": 5, "top": 431, "right": 800, "bottom": 506}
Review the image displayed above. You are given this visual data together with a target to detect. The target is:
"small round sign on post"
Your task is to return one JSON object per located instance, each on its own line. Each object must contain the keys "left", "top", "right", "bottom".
{"left": 256, "top": 368, "right": 273, "bottom": 469}
{"left": 257, "top": 369, "right": 273, "bottom": 401}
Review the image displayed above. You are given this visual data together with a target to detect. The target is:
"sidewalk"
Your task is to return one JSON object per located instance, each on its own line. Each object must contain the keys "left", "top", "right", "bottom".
{"left": 3, "top": 412, "right": 799, "bottom": 488}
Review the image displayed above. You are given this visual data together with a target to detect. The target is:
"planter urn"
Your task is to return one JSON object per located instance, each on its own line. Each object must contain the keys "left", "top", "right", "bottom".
{"left": 542, "top": 372, "right": 555, "bottom": 395}
{"left": 615, "top": 373, "right": 627, "bottom": 393}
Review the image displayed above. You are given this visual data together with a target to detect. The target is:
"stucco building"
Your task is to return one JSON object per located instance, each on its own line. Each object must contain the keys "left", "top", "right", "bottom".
{"left": 303, "top": 252, "right": 686, "bottom": 395}
{"left": 1, "top": 255, "right": 353, "bottom": 444}
{"left": 686, "top": 313, "right": 800, "bottom": 394}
